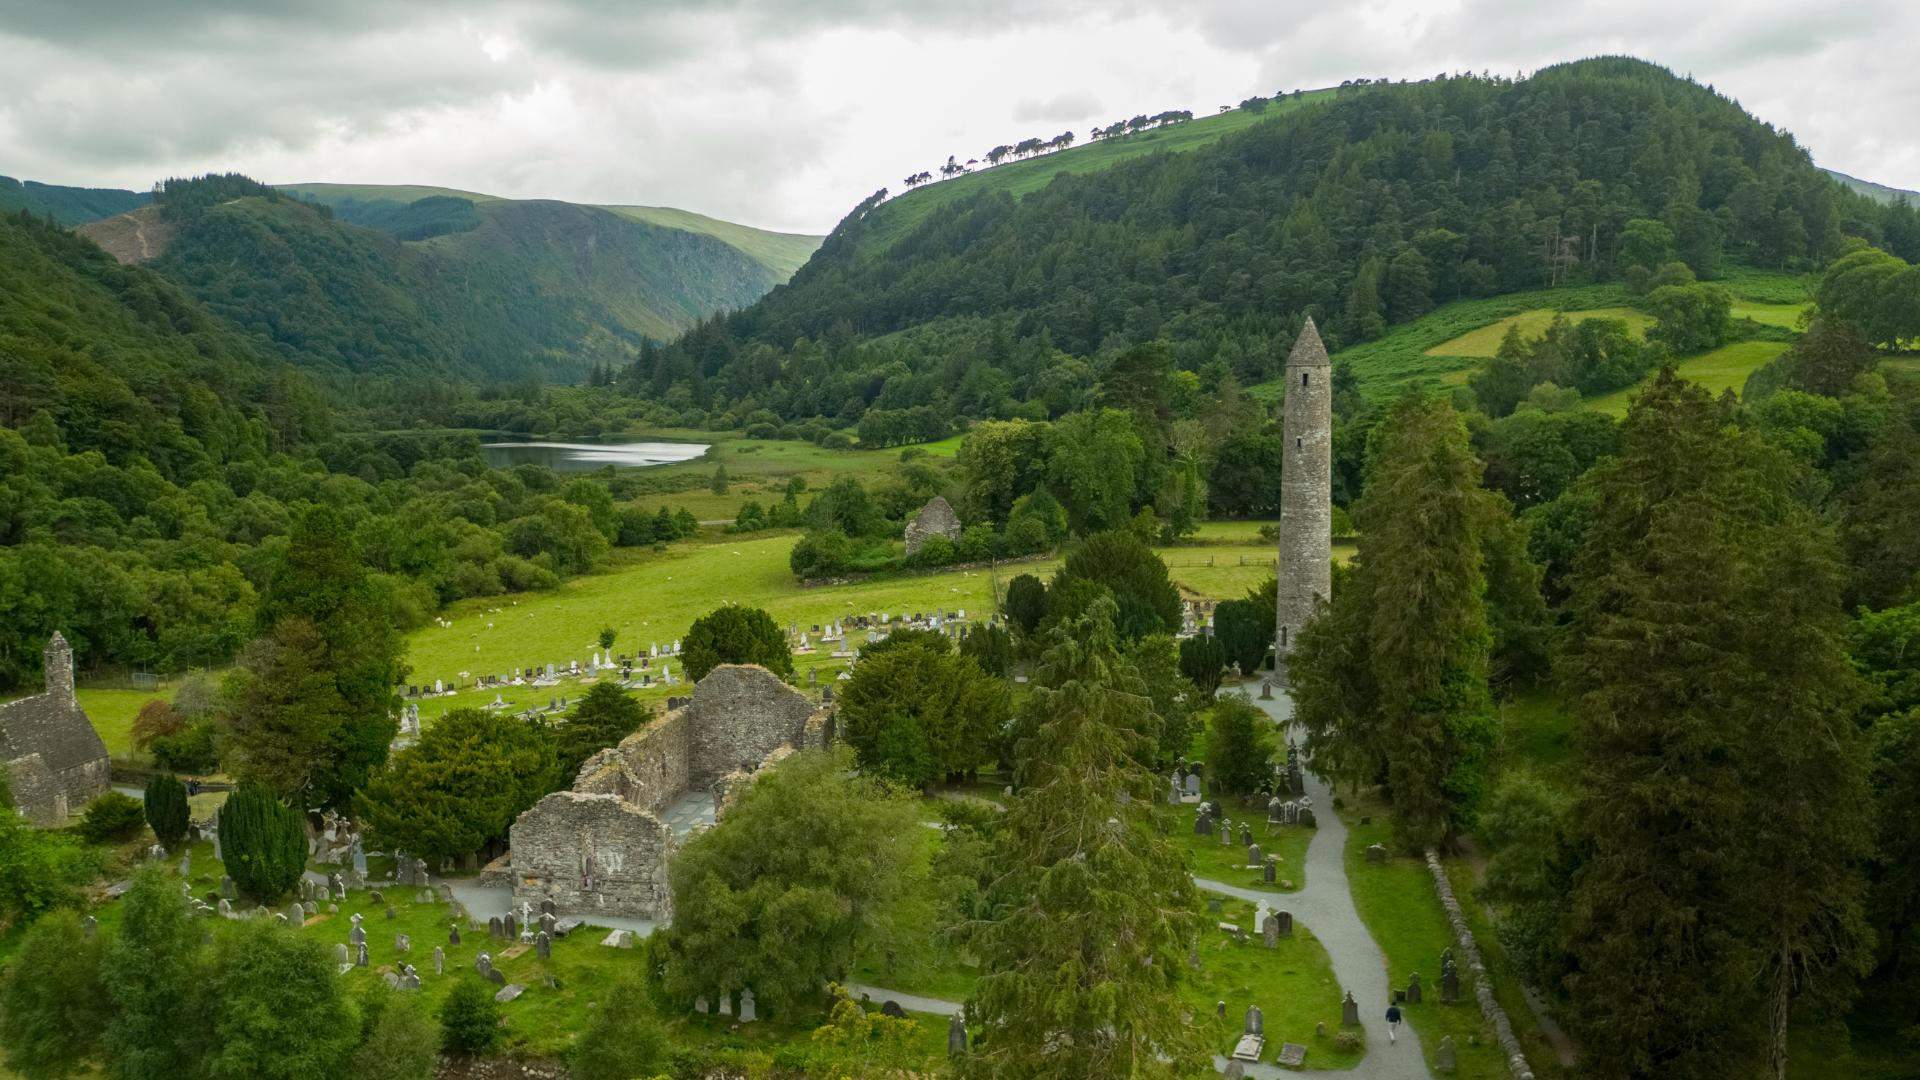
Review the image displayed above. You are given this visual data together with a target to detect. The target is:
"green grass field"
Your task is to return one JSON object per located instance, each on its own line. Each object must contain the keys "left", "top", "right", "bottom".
{"left": 1183, "top": 894, "right": 1365, "bottom": 1068}
{"left": 1159, "top": 801, "right": 1313, "bottom": 893}
{"left": 1425, "top": 307, "right": 1654, "bottom": 358}
{"left": 73, "top": 520, "right": 1335, "bottom": 747}
{"left": 1583, "top": 340, "right": 1791, "bottom": 416}
{"left": 1342, "top": 799, "right": 1525, "bottom": 1079}
{"left": 863, "top": 91, "right": 1337, "bottom": 249}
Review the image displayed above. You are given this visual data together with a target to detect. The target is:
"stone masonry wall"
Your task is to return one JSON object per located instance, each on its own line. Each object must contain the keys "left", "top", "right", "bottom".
{"left": 1426, "top": 849, "right": 1536, "bottom": 1080}
{"left": 509, "top": 792, "right": 677, "bottom": 920}
{"left": 1275, "top": 317, "right": 1332, "bottom": 686}
{"left": 684, "top": 664, "right": 821, "bottom": 783}
{"left": 574, "top": 709, "right": 693, "bottom": 816}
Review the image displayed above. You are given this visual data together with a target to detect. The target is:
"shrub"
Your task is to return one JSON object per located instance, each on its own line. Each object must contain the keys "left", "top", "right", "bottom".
{"left": 1205, "top": 696, "right": 1276, "bottom": 796}
{"left": 130, "top": 700, "right": 185, "bottom": 751}
{"left": 78, "top": 791, "right": 146, "bottom": 844}
{"left": 909, "top": 534, "right": 956, "bottom": 567}
{"left": 955, "top": 523, "right": 995, "bottom": 562}
{"left": 1003, "top": 574, "right": 1047, "bottom": 635}
{"left": 219, "top": 785, "right": 308, "bottom": 903}
{"left": 144, "top": 773, "right": 191, "bottom": 849}
{"left": 570, "top": 975, "right": 669, "bottom": 1080}
{"left": 438, "top": 978, "right": 499, "bottom": 1056}
{"left": 150, "top": 720, "right": 220, "bottom": 773}
{"left": 1213, "top": 598, "right": 1270, "bottom": 674}
{"left": 1178, "top": 633, "right": 1225, "bottom": 694}
{"left": 683, "top": 604, "right": 794, "bottom": 682}
{"left": 1333, "top": 1029, "right": 1362, "bottom": 1052}
{"left": 960, "top": 623, "right": 1013, "bottom": 677}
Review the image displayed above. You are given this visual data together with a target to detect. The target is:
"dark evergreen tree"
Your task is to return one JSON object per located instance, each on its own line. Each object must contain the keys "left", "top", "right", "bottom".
{"left": 141, "top": 772, "right": 190, "bottom": 849}
{"left": 219, "top": 785, "right": 308, "bottom": 903}
{"left": 681, "top": 604, "right": 794, "bottom": 681}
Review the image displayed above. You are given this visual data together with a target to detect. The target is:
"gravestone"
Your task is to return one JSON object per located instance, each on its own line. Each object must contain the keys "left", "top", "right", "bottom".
{"left": 1407, "top": 972, "right": 1422, "bottom": 1004}
{"left": 1224, "top": 1062, "right": 1245, "bottom": 1080}
{"left": 485, "top": 968, "right": 506, "bottom": 987}
{"left": 1440, "top": 948, "right": 1461, "bottom": 1003}
{"left": 335, "top": 943, "right": 349, "bottom": 968}
{"left": 356, "top": 943, "right": 369, "bottom": 968}
{"left": 385, "top": 906, "right": 396, "bottom": 921}
{"left": 1277, "top": 1043, "right": 1308, "bottom": 1067}
{"left": 1274, "top": 910, "right": 1293, "bottom": 937}
{"left": 217, "top": 898, "right": 232, "bottom": 918}
{"left": 601, "top": 929, "right": 634, "bottom": 948}
{"left": 433, "top": 946, "right": 445, "bottom": 975}
{"left": 1260, "top": 678, "right": 1273, "bottom": 700}
{"left": 1263, "top": 858, "right": 1277, "bottom": 884}
{"left": 288, "top": 902, "right": 303, "bottom": 924}
{"left": 1196, "top": 810, "right": 1214, "bottom": 837}
{"left": 369, "top": 890, "right": 383, "bottom": 904}
{"left": 1214, "top": 1000, "right": 1227, "bottom": 1020}
{"left": 1238, "top": 823, "right": 1252, "bottom": 848}
{"left": 180, "top": 852, "right": 190, "bottom": 878}
{"left": 540, "top": 898, "right": 556, "bottom": 916}
{"left": 504, "top": 914, "right": 517, "bottom": 939}
{"left": 1267, "top": 795, "right": 1284, "bottom": 822}
{"left": 535, "top": 931, "right": 551, "bottom": 960}
{"left": 948, "top": 1013, "right": 968, "bottom": 1055}
{"left": 1437, "top": 1035, "right": 1457, "bottom": 1073}
{"left": 1298, "top": 806, "right": 1317, "bottom": 829}
{"left": 495, "top": 984, "right": 524, "bottom": 1003}
{"left": 449, "top": 923, "right": 461, "bottom": 946}
{"left": 396, "top": 933, "right": 411, "bottom": 953}
{"left": 1365, "top": 843, "right": 1387, "bottom": 863}
{"left": 303, "top": 901, "right": 317, "bottom": 918}
{"left": 738, "top": 988, "right": 757, "bottom": 1022}
{"left": 1341, "top": 991, "right": 1359, "bottom": 1026}
{"left": 488, "top": 916, "right": 503, "bottom": 939}
{"left": 349, "top": 924, "right": 366, "bottom": 948}
{"left": 220, "top": 876, "right": 236, "bottom": 900}
{"left": 1263, "top": 913, "right": 1281, "bottom": 948}
{"left": 1219, "top": 820, "right": 1233, "bottom": 846}
{"left": 1245, "top": 1005, "right": 1263, "bottom": 1036}
{"left": 695, "top": 997, "right": 709, "bottom": 1014}
{"left": 1184, "top": 773, "right": 1201, "bottom": 799}
{"left": 1247, "top": 844, "right": 1263, "bottom": 868}
{"left": 475, "top": 953, "right": 493, "bottom": 977}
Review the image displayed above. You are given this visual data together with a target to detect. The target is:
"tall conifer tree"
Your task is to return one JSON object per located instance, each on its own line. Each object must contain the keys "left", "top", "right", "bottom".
{"left": 960, "top": 598, "right": 1207, "bottom": 1079}
{"left": 1559, "top": 369, "right": 1872, "bottom": 1080}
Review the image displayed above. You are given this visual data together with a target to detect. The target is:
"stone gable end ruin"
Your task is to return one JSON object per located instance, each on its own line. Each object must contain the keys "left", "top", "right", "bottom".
{"left": 903, "top": 495, "right": 962, "bottom": 555}
{"left": 0, "top": 632, "right": 110, "bottom": 824}
{"left": 507, "top": 664, "right": 829, "bottom": 919}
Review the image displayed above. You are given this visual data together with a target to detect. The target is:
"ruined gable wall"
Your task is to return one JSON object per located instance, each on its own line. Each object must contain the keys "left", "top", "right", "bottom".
{"left": 684, "top": 665, "right": 820, "bottom": 784}
{"left": 508, "top": 791, "right": 677, "bottom": 920}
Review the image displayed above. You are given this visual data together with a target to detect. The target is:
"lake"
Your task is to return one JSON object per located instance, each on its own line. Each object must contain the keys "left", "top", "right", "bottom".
{"left": 480, "top": 437, "right": 710, "bottom": 472}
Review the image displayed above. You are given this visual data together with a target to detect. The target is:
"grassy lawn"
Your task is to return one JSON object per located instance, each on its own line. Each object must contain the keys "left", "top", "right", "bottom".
{"left": 1183, "top": 894, "right": 1365, "bottom": 1070}
{"left": 1342, "top": 797, "right": 1514, "bottom": 1079}
{"left": 1584, "top": 340, "right": 1791, "bottom": 416}
{"left": 1424, "top": 307, "right": 1653, "bottom": 358}
{"left": 1158, "top": 800, "right": 1313, "bottom": 893}
{"left": 71, "top": 518, "right": 1333, "bottom": 742}
{"left": 1731, "top": 299, "right": 1809, "bottom": 329}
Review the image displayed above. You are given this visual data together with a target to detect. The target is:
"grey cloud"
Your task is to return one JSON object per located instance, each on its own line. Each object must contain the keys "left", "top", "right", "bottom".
{"left": 1012, "top": 90, "right": 1101, "bottom": 124}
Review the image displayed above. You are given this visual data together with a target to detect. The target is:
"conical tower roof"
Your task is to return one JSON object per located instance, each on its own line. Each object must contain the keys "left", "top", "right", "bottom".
{"left": 1286, "top": 316, "right": 1329, "bottom": 368}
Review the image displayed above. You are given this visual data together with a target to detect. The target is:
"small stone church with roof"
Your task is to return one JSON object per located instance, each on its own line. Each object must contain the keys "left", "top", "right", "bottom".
{"left": 0, "top": 633, "right": 111, "bottom": 824}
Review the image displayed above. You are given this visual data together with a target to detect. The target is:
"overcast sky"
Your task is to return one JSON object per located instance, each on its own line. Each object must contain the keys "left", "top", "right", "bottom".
{"left": 0, "top": 0, "right": 1914, "bottom": 234}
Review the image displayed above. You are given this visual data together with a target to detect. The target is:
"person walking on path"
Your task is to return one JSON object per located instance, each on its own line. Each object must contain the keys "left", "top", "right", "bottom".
{"left": 1385, "top": 1003, "right": 1403, "bottom": 1044}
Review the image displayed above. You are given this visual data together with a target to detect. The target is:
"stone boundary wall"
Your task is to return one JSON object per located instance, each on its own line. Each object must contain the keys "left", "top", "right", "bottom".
{"left": 574, "top": 709, "right": 693, "bottom": 815}
{"left": 1424, "top": 849, "right": 1536, "bottom": 1080}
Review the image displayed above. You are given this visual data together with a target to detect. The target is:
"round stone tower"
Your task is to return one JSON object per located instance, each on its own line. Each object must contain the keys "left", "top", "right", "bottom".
{"left": 1274, "top": 317, "right": 1332, "bottom": 686}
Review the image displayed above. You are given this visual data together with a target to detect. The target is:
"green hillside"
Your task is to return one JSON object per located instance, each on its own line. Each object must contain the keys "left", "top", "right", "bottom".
{"left": 73, "top": 175, "right": 788, "bottom": 380}
{"left": 0, "top": 174, "right": 150, "bottom": 226}
{"left": 278, "top": 182, "right": 821, "bottom": 280}
{"left": 861, "top": 88, "right": 1336, "bottom": 247}
{"left": 625, "top": 57, "right": 1916, "bottom": 423}
{"left": 1822, "top": 167, "right": 1919, "bottom": 206}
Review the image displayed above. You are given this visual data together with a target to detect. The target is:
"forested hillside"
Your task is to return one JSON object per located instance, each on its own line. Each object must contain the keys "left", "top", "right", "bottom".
{"left": 0, "top": 175, "right": 149, "bottom": 226}
{"left": 63, "top": 176, "right": 815, "bottom": 381}
{"left": 626, "top": 58, "right": 1919, "bottom": 425}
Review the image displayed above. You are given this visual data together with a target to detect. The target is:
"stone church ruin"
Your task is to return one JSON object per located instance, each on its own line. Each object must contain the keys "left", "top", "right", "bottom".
{"left": 0, "top": 632, "right": 110, "bottom": 824}
{"left": 506, "top": 663, "right": 830, "bottom": 919}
